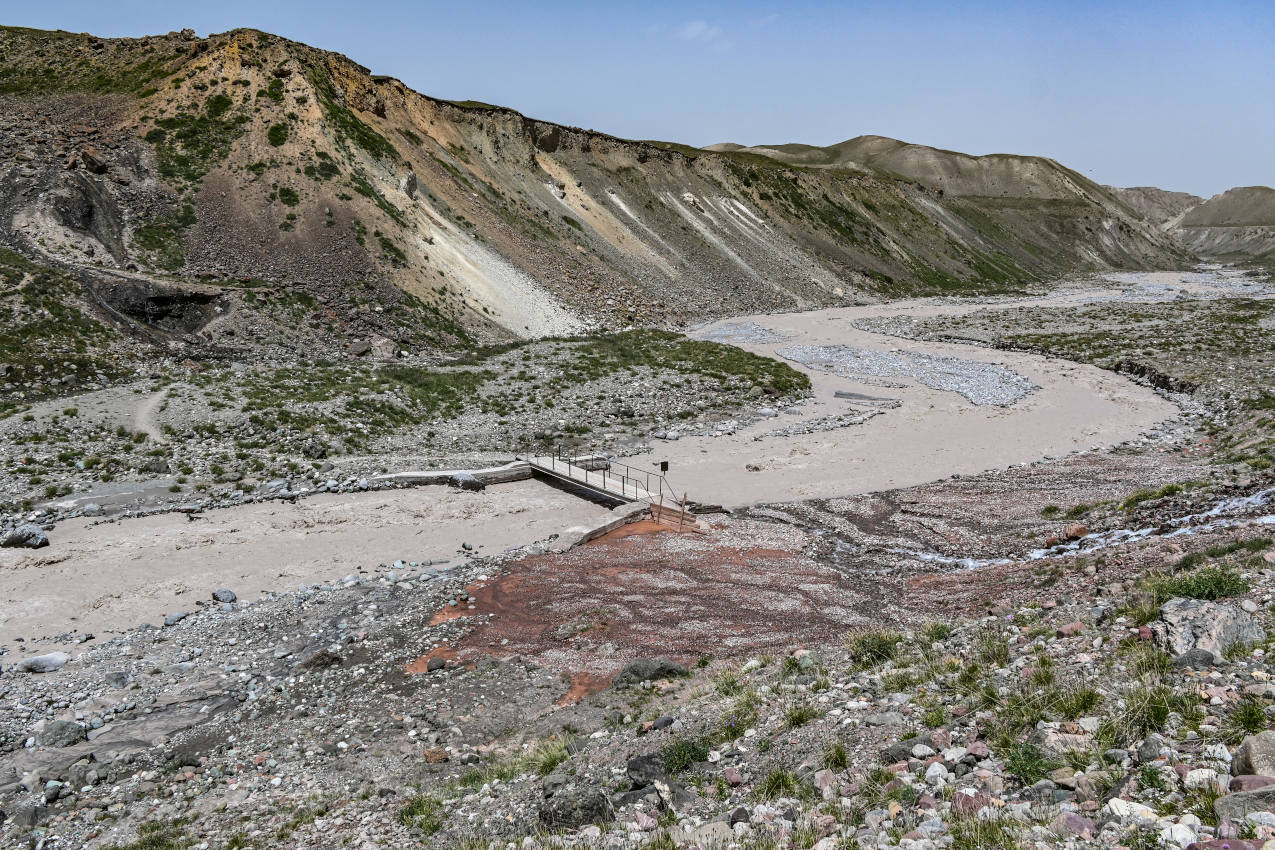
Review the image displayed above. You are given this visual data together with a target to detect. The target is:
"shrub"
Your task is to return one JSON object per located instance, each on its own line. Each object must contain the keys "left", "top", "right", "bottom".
{"left": 397, "top": 795, "right": 443, "bottom": 834}
{"left": 758, "top": 768, "right": 801, "bottom": 800}
{"left": 206, "top": 93, "right": 233, "bottom": 118}
{"left": 267, "top": 122, "right": 289, "bottom": 146}
{"left": 822, "top": 741, "right": 848, "bottom": 770}
{"left": 785, "top": 702, "right": 822, "bottom": 729}
{"left": 1004, "top": 741, "right": 1057, "bottom": 784}
{"left": 1148, "top": 566, "right": 1248, "bottom": 603}
{"left": 845, "top": 627, "right": 903, "bottom": 667}
{"left": 662, "top": 738, "right": 709, "bottom": 775}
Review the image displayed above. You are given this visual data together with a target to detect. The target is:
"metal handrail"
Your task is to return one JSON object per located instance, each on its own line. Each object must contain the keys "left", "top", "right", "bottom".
{"left": 543, "top": 443, "right": 682, "bottom": 504}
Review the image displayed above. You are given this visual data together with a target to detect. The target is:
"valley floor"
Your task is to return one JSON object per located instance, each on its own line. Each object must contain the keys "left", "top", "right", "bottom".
{"left": 3, "top": 268, "right": 1275, "bottom": 849}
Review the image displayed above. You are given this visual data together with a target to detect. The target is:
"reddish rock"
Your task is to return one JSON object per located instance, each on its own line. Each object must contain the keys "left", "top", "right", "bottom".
{"left": 1045, "top": 536, "right": 1061, "bottom": 547}
{"left": 1138, "top": 625, "right": 1153, "bottom": 641}
{"left": 951, "top": 791, "right": 992, "bottom": 816}
{"left": 1050, "top": 812, "right": 1096, "bottom": 837}
{"left": 1187, "top": 841, "right": 1262, "bottom": 850}
{"left": 1056, "top": 622, "right": 1086, "bottom": 638}
{"left": 80, "top": 144, "right": 108, "bottom": 174}
{"left": 930, "top": 728, "right": 951, "bottom": 748}
{"left": 723, "top": 766, "right": 744, "bottom": 787}
{"left": 966, "top": 740, "right": 990, "bottom": 758}
{"left": 422, "top": 748, "right": 449, "bottom": 763}
{"left": 1231, "top": 774, "right": 1275, "bottom": 792}
{"left": 1064, "top": 523, "right": 1089, "bottom": 540}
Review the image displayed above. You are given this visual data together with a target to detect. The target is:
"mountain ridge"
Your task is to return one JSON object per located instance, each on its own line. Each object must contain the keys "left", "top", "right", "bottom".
{"left": 0, "top": 24, "right": 1194, "bottom": 360}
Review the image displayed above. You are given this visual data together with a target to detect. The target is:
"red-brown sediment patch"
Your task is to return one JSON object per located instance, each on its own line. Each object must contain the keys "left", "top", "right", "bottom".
{"left": 405, "top": 645, "right": 460, "bottom": 674}
{"left": 407, "top": 518, "right": 887, "bottom": 679}
{"left": 556, "top": 672, "right": 613, "bottom": 706}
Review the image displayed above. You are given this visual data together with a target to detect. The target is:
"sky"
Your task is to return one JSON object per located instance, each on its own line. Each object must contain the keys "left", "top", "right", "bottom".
{"left": 8, "top": 0, "right": 1273, "bottom": 197}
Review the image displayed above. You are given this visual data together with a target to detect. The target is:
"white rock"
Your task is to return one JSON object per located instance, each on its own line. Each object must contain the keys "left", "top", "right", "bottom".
{"left": 1105, "top": 798, "right": 1157, "bottom": 823}
{"left": 1183, "top": 768, "right": 1218, "bottom": 790}
{"left": 1159, "top": 822, "right": 1196, "bottom": 848}
{"left": 924, "top": 762, "right": 948, "bottom": 786}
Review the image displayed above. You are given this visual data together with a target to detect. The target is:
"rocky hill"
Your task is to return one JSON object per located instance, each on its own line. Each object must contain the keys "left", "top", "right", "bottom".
{"left": 0, "top": 24, "right": 1192, "bottom": 366}
{"left": 1176, "top": 187, "right": 1275, "bottom": 263}
{"left": 1106, "top": 186, "right": 1204, "bottom": 229}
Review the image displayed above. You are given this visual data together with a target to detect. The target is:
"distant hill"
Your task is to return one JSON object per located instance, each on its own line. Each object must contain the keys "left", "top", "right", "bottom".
{"left": 1107, "top": 186, "right": 1204, "bottom": 228}
{"left": 704, "top": 135, "right": 1125, "bottom": 202}
{"left": 1176, "top": 187, "right": 1275, "bottom": 262}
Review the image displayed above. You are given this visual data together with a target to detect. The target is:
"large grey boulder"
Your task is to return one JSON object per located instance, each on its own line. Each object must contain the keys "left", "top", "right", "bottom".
{"left": 1234, "top": 732, "right": 1275, "bottom": 777}
{"left": 1215, "top": 785, "right": 1275, "bottom": 822}
{"left": 38, "top": 720, "right": 86, "bottom": 748}
{"left": 539, "top": 782, "right": 614, "bottom": 828}
{"left": 612, "top": 658, "right": 688, "bottom": 688}
{"left": 1150, "top": 597, "right": 1265, "bottom": 663}
{"left": 2, "top": 523, "right": 49, "bottom": 549}
{"left": 15, "top": 652, "right": 70, "bottom": 673}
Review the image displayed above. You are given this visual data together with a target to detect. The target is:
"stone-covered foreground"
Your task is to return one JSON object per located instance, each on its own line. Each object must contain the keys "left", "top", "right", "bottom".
{"left": 2, "top": 526, "right": 1275, "bottom": 848}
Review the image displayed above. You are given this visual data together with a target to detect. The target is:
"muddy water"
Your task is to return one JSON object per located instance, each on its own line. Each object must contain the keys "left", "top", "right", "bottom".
{"left": 630, "top": 276, "right": 1212, "bottom": 509}
{"left": 0, "top": 480, "right": 613, "bottom": 651}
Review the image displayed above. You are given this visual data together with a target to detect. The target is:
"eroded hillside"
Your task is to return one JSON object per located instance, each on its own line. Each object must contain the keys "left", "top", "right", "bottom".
{"left": 0, "top": 24, "right": 1193, "bottom": 361}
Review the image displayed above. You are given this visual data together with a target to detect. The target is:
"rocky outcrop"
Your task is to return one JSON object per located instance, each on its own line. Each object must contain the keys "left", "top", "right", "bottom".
{"left": 1150, "top": 597, "right": 1265, "bottom": 663}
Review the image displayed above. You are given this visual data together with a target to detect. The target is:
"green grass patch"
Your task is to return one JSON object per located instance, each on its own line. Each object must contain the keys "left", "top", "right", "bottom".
{"left": 1148, "top": 565, "right": 1249, "bottom": 604}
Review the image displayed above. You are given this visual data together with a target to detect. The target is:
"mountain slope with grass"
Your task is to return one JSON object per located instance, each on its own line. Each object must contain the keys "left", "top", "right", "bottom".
{"left": 0, "top": 24, "right": 1192, "bottom": 365}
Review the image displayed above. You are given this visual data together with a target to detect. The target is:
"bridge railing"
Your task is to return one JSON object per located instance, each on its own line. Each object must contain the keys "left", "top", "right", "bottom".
{"left": 544, "top": 444, "right": 683, "bottom": 505}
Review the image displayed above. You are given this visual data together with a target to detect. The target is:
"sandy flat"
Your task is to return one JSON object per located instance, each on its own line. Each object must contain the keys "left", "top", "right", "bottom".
{"left": 636, "top": 295, "right": 1179, "bottom": 508}
{"left": 0, "top": 480, "right": 611, "bottom": 651}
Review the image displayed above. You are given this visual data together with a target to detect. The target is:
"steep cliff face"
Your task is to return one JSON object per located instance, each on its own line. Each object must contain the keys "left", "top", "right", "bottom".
{"left": 0, "top": 25, "right": 1193, "bottom": 351}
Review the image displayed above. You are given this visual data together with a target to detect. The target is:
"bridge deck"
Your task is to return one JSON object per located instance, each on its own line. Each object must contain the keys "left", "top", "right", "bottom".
{"left": 526, "top": 455, "right": 657, "bottom": 503}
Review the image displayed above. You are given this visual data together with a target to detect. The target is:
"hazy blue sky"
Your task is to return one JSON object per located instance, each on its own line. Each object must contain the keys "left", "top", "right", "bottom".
{"left": 8, "top": 1, "right": 1272, "bottom": 196}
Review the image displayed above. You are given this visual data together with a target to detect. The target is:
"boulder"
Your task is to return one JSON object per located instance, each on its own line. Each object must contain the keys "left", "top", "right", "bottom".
{"left": 211, "top": 589, "right": 237, "bottom": 604}
{"left": 1231, "top": 775, "right": 1275, "bottom": 792}
{"left": 1150, "top": 598, "right": 1265, "bottom": 663}
{"left": 2, "top": 523, "right": 49, "bottom": 549}
{"left": 104, "top": 671, "right": 133, "bottom": 689}
{"left": 1213, "top": 786, "right": 1275, "bottom": 822}
{"left": 1233, "top": 732, "right": 1275, "bottom": 777}
{"left": 626, "top": 753, "right": 667, "bottom": 788}
{"left": 37, "top": 720, "right": 86, "bottom": 748}
{"left": 448, "top": 472, "right": 486, "bottom": 492}
{"left": 538, "top": 783, "right": 614, "bottom": 829}
{"left": 370, "top": 336, "right": 398, "bottom": 360}
{"left": 612, "top": 658, "right": 688, "bottom": 688}
{"left": 16, "top": 652, "right": 70, "bottom": 673}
